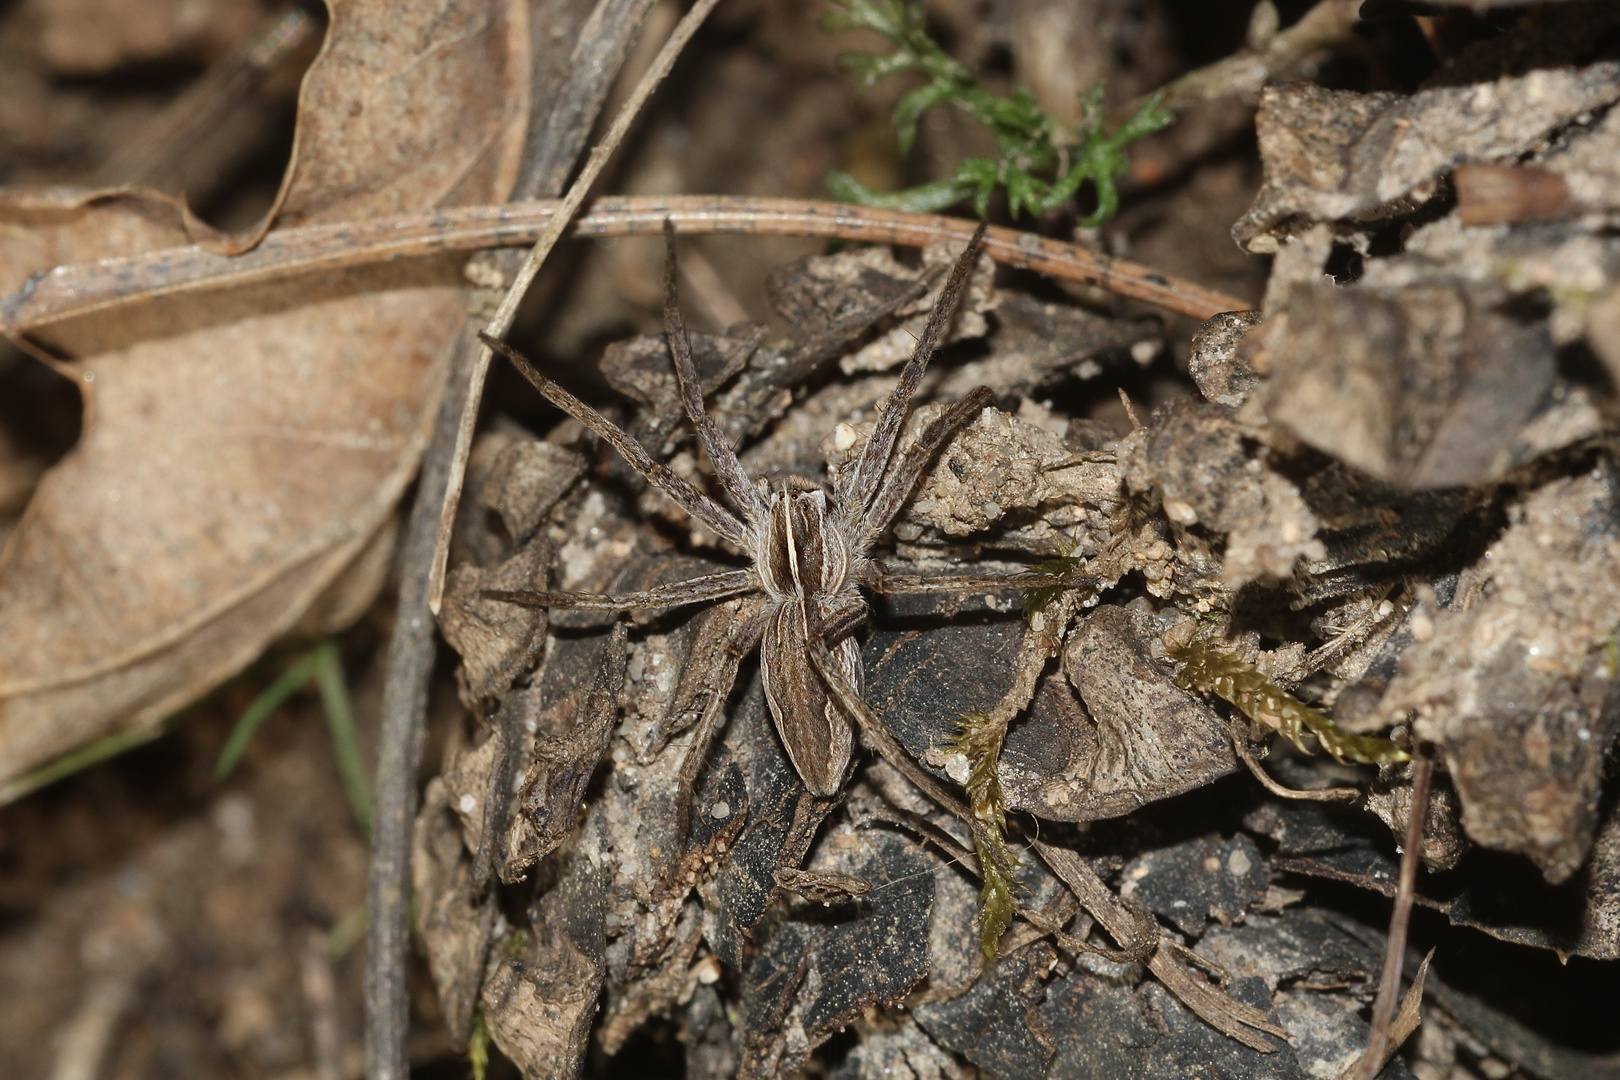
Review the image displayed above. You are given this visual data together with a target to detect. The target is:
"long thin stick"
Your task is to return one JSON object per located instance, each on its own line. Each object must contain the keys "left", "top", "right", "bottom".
{"left": 363, "top": 327, "right": 479, "bottom": 1080}
{"left": 1343, "top": 752, "right": 1433, "bottom": 1080}
{"left": 362, "top": 3, "right": 676, "bottom": 1074}
{"left": 428, "top": 0, "right": 726, "bottom": 614}
{"left": 1, "top": 196, "right": 1250, "bottom": 336}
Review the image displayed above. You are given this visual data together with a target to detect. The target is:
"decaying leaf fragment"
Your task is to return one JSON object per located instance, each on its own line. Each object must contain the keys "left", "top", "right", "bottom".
{"left": 441, "top": 430, "right": 585, "bottom": 706}
{"left": 482, "top": 843, "right": 608, "bottom": 1080}
{"left": 413, "top": 772, "right": 496, "bottom": 1049}
{"left": 739, "top": 828, "right": 935, "bottom": 1077}
{"left": 863, "top": 604, "right": 1239, "bottom": 824}
{"left": 0, "top": 0, "right": 532, "bottom": 784}
{"left": 1031, "top": 604, "right": 1240, "bottom": 820}
{"left": 442, "top": 538, "right": 552, "bottom": 707}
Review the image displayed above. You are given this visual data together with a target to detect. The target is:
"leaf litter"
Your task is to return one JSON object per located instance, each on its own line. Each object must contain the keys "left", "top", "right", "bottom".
{"left": 4, "top": 2, "right": 1620, "bottom": 1079}
{"left": 0, "top": 0, "right": 532, "bottom": 783}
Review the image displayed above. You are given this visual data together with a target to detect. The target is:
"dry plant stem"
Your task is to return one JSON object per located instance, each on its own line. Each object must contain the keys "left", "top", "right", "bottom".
{"left": 1232, "top": 726, "right": 1360, "bottom": 803}
{"left": 1113, "top": 0, "right": 1362, "bottom": 123}
{"left": 1343, "top": 752, "right": 1433, "bottom": 1080}
{"left": 48, "top": 972, "right": 137, "bottom": 1080}
{"left": 0, "top": 197, "right": 1249, "bottom": 336}
{"left": 514, "top": 0, "right": 658, "bottom": 199}
{"left": 364, "top": 326, "right": 482, "bottom": 1080}
{"left": 1033, "top": 839, "right": 1290, "bottom": 1053}
{"left": 429, "top": 0, "right": 726, "bottom": 615}
{"left": 989, "top": 590, "right": 1082, "bottom": 728}
{"left": 1018, "top": 903, "right": 1142, "bottom": 964}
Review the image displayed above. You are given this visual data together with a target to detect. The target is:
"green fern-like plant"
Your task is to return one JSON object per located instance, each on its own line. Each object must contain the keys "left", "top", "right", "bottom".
{"left": 822, "top": 0, "right": 1170, "bottom": 222}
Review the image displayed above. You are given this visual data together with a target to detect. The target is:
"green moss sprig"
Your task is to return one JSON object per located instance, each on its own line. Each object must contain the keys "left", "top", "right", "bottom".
{"left": 951, "top": 710, "right": 1022, "bottom": 959}
{"left": 1168, "top": 638, "right": 1410, "bottom": 766}
{"left": 822, "top": 0, "right": 1171, "bottom": 222}
{"left": 1022, "top": 537, "right": 1084, "bottom": 620}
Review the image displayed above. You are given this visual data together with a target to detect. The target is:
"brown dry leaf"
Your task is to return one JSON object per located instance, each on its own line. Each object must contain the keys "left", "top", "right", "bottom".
{"left": 0, "top": 0, "right": 531, "bottom": 785}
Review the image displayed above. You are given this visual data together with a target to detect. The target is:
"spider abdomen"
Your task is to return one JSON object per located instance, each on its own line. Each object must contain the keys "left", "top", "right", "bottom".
{"left": 761, "top": 597, "right": 859, "bottom": 796}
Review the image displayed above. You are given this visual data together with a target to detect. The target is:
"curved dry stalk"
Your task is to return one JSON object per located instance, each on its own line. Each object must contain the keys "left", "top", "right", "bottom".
{"left": 1342, "top": 752, "right": 1434, "bottom": 1080}
{"left": 1, "top": 196, "right": 1249, "bottom": 337}
{"left": 429, "top": 0, "right": 729, "bottom": 614}
{"left": 1110, "top": 0, "right": 1363, "bottom": 124}
{"left": 1231, "top": 724, "right": 1361, "bottom": 803}
{"left": 1033, "top": 839, "right": 1290, "bottom": 1053}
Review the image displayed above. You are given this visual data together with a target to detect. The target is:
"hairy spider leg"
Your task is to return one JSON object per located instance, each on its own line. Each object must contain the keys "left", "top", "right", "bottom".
{"left": 837, "top": 221, "right": 990, "bottom": 520}
{"left": 485, "top": 569, "right": 755, "bottom": 612}
{"left": 853, "top": 386, "right": 994, "bottom": 552}
{"left": 478, "top": 331, "right": 748, "bottom": 547}
{"left": 661, "top": 220, "right": 770, "bottom": 529}
{"left": 673, "top": 598, "right": 768, "bottom": 843}
{"left": 864, "top": 568, "right": 1094, "bottom": 594}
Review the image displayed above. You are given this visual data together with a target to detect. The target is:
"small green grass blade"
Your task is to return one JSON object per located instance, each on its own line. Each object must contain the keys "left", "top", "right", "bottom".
{"left": 312, "top": 641, "right": 373, "bottom": 836}
{"left": 214, "top": 647, "right": 325, "bottom": 779}
{"left": 326, "top": 906, "right": 367, "bottom": 960}
{"left": 0, "top": 725, "right": 165, "bottom": 806}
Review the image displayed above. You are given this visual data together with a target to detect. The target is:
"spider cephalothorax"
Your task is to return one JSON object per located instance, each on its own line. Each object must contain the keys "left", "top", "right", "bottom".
{"left": 478, "top": 221, "right": 1076, "bottom": 802}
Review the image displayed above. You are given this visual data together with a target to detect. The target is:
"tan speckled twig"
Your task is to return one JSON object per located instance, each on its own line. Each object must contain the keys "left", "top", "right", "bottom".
{"left": 1, "top": 196, "right": 1248, "bottom": 336}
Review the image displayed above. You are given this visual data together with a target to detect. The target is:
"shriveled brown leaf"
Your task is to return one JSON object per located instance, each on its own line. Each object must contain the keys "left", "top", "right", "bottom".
{"left": 0, "top": 0, "right": 531, "bottom": 785}
{"left": 441, "top": 537, "right": 551, "bottom": 707}
{"left": 413, "top": 774, "right": 496, "bottom": 1049}
{"left": 1032, "top": 604, "right": 1240, "bottom": 820}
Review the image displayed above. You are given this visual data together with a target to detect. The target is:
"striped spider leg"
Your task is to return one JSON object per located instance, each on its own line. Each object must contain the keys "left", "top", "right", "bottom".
{"left": 477, "top": 220, "right": 1087, "bottom": 816}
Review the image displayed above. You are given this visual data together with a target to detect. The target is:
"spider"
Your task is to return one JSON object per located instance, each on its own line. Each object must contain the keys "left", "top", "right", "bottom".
{"left": 477, "top": 222, "right": 1082, "bottom": 803}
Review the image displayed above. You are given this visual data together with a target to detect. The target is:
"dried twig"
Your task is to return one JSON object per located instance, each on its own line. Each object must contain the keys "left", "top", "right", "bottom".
{"left": 363, "top": 325, "right": 481, "bottom": 1080}
{"left": 1033, "top": 839, "right": 1290, "bottom": 1053}
{"left": 429, "top": 0, "right": 727, "bottom": 615}
{"left": 362, "top": 2, "right": 665, "bottom": 1076}
{"left": 1111, "top": 0, "right": 1363, "bottom": 124}
{"left": 1231, "top": 725, "right": 1361, "bottom": 803}
{"left": 1, "top": 197, "right": 1250, "bottom": 336}
{"left": 1341, "top": 751, "right": 1433, "bottom": 1080}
